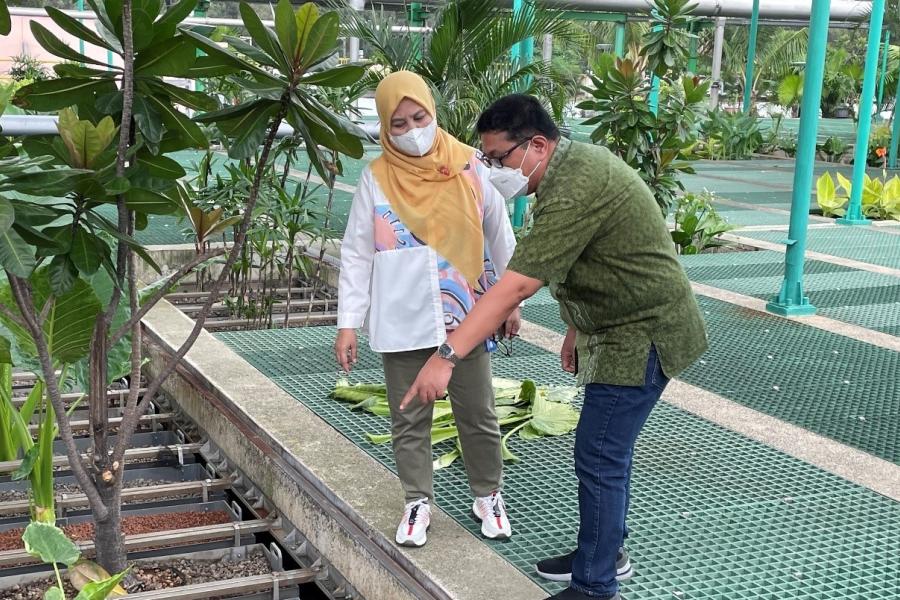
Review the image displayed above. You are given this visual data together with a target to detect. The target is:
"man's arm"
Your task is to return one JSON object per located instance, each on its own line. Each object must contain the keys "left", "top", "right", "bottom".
{"left": 400, "top": 270, "right": 544, "bottom": 409}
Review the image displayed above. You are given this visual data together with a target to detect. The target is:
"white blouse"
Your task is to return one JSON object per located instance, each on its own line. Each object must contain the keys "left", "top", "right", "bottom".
{"left": 337, "top": 159, "right": 517, "bottom": 353}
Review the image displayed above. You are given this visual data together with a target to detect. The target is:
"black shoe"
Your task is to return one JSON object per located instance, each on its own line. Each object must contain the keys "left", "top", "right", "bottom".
{"left": 535, "top": 547, "right": 633, "bottom": 583}
{"left": 542, "top": 589, "right": 623, "bottom": 600}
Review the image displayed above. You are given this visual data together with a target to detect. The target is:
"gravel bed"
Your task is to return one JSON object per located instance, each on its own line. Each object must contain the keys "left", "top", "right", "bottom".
{"left": 2, "top": 549, "right": 274, "bottom": 600}
{"left": 0, "top": 510, "right": 232, "bottom": 551}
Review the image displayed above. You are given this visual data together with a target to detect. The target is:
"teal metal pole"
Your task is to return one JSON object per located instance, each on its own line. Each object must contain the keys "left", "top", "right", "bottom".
{"left": 890, "top": 78, "right": 900, "bottom": 168}
{"left": 512, "top": 0, "right": 534, "bottom": 228}
{"left": 766, "top": 0, "right": 832, "bottom": 317}
{"left": 742, "top": 0, "right": 760, "bottom": 114}
{"left": 687, "top": 22, "right": 698, "bottom": 74}
{"left": 76, "top": 0, "right": 85, "bottom": 58}
{"left": 614, "top": 22, "right": 626, "bottom": 58}
{"left": 877, "top": 30, "right": 890, "bottom": 110}
{"left": 839, "top": 0, "right": 885, "bottom": 226}
{"left": 648, "top": 25, "right": 662, "bottom": 114}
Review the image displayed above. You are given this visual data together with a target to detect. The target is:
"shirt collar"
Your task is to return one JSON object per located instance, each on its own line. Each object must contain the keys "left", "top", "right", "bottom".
{"left": 536, "top": 136, "right": 572, "bottom": 200}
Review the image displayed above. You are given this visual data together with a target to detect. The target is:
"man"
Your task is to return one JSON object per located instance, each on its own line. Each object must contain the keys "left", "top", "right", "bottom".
{"left": 400, "top": 94, "right": 708, "bottom": 600}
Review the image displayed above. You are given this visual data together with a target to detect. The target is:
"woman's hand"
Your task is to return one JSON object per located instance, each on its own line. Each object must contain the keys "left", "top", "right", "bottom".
{"left": 334, "top": 329, "right": 358, "bottom": 373}
{"left": 561, "top": 327, "right": 577, "bottom": 374}
{"left": 501, "top": 307, "right": 522, "bottom": 339}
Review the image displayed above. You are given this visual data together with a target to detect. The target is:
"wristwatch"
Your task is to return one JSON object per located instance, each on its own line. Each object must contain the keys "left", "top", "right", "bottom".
{"left": 436, "top": 343, "right": 460, "bottom": 366}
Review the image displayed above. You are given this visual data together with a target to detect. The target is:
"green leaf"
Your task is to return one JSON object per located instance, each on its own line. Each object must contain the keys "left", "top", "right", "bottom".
{"left": 151, "top": 0, "right": 198, "bottom": 45}
{"left": 48, "top": 254, "right": 78, "bottom": 296}
{"left": 145, "top": 95, "right": 207, "bottom": 148}
{"left": 528, "top": 389, "right": 579, "bottom": 436}
{"left": 131, "top": 0, "right": 163, "bottom": 51}
{"left": 104, "top": 176, "right": 131, "bottom": 195}
{"left": 0, "top": 269, "right": 103, "bottom": 364}
{"left": 12, "top": 445, "right": 40, "bottom": 480}
{"left": 239, "top": 2, "right": 289, "bottom": 74}
{"left": 180, "top": 26, "right": 282, "bottom": 84}
{"left": 0, "top": 196, "right": 14, "bottom": 236}
{"left": 126, "top": 187, "right": 179, "bottom": 214}
{"left": 85, "top": 212, "right": 161, "bottom": 274}
{"left": 73, "top": 568, "right": 128, "bottom": 600}
{"left": 57, "top": 109, "right": 119, "bottom": 169}
{"left": 181, "top": 54, "right": 237, "bottom": 78}
{"left": 299, "top": 9, "right": 337, "bottom": 69}
{"left": 147, "top": 79, "right": 218, "bottom": 111}
{"left": 0, "top": 0, "right": 10, "bottom": 36}
{"left": 13, "top": 79, "right": 118, "bottom": 112}
{"left": 433, "top": 447, "right": 461, "bottom": 470}
{"left": 46, "top": 7, "right": 117, "bottom": 52}
{"left": 133, "top": 96, "right": 165, "bottom": 146}
{"left": 134, "top": 36, "right": 197, "bottom": 77}
{"left": 30, "top": 22, "right": 110, "bottom": 68}
{"left": 0, "top": 227, "right": 36, "bottom": 277}
{"left": 218, "top": 101, "right": 280, "bottom": 160}
{"left": 135, "top": 153, "right": 186, "bottom": 179}
{"left": 44, "top": 587, "right": 65, "bottom": 600}
{"left": 300, "top": 64, "right": 364, "bottom": 88}
{"left": 70, "top": 227, "right": 102, "bottom": 275}
{"left": 274, "top": 0, "right": 299, "bottom": 59}
{"left": 23, "top": 522, "right": 81, "bottom": 567}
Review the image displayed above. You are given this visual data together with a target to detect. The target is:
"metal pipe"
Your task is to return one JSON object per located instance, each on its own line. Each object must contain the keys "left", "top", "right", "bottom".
{"left": 840, "top": 0, "right": 885, "bottom": 226}
{"left": 542, "top": 33, "right": 553, "bottom": 63}
{"left": 348, "top": 0, "right": 364, "bottom": 61}
{"left": 6, "top": 6, "right": 432, "bottom": 33}
{"left": 878, "top": 30, "right": 890, "bottom": 109}
{"left": 766, "top": 0, "right": 832, "bottom": 317}
{"left": 502, "top": 0, "right": 870, "bottom": 21}
{"left": 710, "top": 18, "right": 725, "bottom": 110}
{"left": 890, "top": 79, "right": 900, "bottom": 168}
{"left": 687, "top": 22, "right": 698, "bottom": 73}
{"left": 742, "top": 0, "right": 760, "bottom": 113}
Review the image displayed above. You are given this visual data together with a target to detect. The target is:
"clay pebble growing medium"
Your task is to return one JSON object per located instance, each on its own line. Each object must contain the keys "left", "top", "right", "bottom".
{"left": 0, "top": 478, "right": 190, "bottom": 504}
{"left": 3, "top": 550, "right": 274, "bottom": 600}
{"left": 0, "top": 510, "right": 232, "bottom": 551}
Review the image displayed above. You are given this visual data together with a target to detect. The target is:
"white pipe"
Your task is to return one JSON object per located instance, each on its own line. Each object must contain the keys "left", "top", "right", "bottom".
{"left": 710, "top": 17, "right": 725, "bottom": 109}
{"left": 0, "top": 115, "right": 59, "bottom": 136}
{"left": 348, "top": 0, "right": 365, "bottom": 61}
{"left": 0, "top": 114, "right": 380, "bottom": 142}
{"left": 5, "top": 7, "right": 431, "bottom": 33}
{"left": 498, "top": 0, "right": 870, "bottom": 21}
{"left": 542, "top": 34, "right": 553, "bottom": 63}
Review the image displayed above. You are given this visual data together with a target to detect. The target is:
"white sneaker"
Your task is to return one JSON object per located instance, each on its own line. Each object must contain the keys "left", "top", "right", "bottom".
{"left": 395, "top": 498, "right": 430, "bottom": 547}
{"left": 472, "top": 491, "right": 512, "bottom": 539}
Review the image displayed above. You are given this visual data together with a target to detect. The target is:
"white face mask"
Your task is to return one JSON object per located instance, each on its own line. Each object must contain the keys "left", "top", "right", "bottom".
{"left": 389, "top": 120, "right": 438, "bottom": 156}
{"left": 488, "top": 142, "right": 542, "bottom": 201}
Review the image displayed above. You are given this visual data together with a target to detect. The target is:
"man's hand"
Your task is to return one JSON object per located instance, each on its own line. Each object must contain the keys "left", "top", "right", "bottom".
{"left": 501, "top": 307, "right": 522, "bottom": 339}
{"left": 400, "top": 354, "right": 454, "bottom": 409}
{"left": 334, "top": 328, "right": 358, "bottom": 373}
{"left": 561, "top": 327, "right": 577, "bottom": 373}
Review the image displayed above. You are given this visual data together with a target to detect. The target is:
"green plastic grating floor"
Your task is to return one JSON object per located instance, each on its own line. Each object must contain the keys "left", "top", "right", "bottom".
{"left": 216, "top": 326, "right": 900, "bottom": 599}
{"left": 679, "top": 251, "right": 900, "bottom": 336}
{"left": 738, "top": 228, "right": 900, "bottom": 270}
{"left": 524, "top": 291, "right": 900, "bottom": 465}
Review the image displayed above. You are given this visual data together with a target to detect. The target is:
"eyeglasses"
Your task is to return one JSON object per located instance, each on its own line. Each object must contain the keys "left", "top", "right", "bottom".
{"left": 491, "top": 334, "right": 516, "bottom": 357}
{"left": 477, "top": 137, "right": 533, "bottom": 169}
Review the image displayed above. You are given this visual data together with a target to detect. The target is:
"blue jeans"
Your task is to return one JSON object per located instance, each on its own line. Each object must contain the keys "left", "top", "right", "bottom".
{"left": 570, "top": 346, "right": 669, "bottom": 598}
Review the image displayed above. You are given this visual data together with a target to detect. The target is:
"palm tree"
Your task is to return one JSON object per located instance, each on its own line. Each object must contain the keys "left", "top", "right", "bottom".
{"left": 337, "top": 0, "right": 579, "bottom": 144}
{"left": 722, "top": 27, "right": 809, "bottom": 105}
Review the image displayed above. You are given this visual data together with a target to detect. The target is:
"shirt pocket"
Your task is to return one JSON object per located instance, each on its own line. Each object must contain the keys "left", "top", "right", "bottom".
{"left": 369, "top": 246, "right": 443, "bottom": 352}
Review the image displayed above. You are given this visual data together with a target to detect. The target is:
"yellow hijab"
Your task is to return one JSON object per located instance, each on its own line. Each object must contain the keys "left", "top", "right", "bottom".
{"left": 370, "top": 71, "right": 485, "bottom": 287}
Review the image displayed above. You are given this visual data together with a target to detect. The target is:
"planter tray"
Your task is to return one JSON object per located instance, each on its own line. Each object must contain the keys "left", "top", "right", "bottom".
{"left": 0, "top": 443, "right": 203, "bottom": 477}
{"left": 0, "top": 544, "right": 308, "bottom": 600}
{"left": 0, "top": 498, "right": 239, "bottom": 534}
{"left": 0, "top": 517, "right": 270, "bottom": 570}
{"left": 0, "top": 477, "right": 230, "bottom": 522}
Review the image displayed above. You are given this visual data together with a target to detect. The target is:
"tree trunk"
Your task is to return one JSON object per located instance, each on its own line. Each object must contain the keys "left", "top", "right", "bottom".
{"left": 94, "top": 485, "right": 126, "bottom": 573}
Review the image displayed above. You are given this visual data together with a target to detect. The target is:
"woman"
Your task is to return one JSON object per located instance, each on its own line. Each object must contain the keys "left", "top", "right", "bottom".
{"left": 335, "top": 71, "right": 519, "bottom": 548}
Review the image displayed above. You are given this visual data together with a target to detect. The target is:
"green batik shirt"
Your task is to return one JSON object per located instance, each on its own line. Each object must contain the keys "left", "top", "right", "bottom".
{"left": 507, "top": 138, "right": 708, "bottom": 386}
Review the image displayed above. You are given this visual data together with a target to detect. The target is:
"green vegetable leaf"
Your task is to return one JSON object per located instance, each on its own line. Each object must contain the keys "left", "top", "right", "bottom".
{"left": 23, "top": 521, "right": 81, "bottom": 567}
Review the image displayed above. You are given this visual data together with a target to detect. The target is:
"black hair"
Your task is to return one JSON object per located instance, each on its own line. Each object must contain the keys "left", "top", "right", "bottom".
{"left": 476, "top": 94, "right": 561, "bottom": 142}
